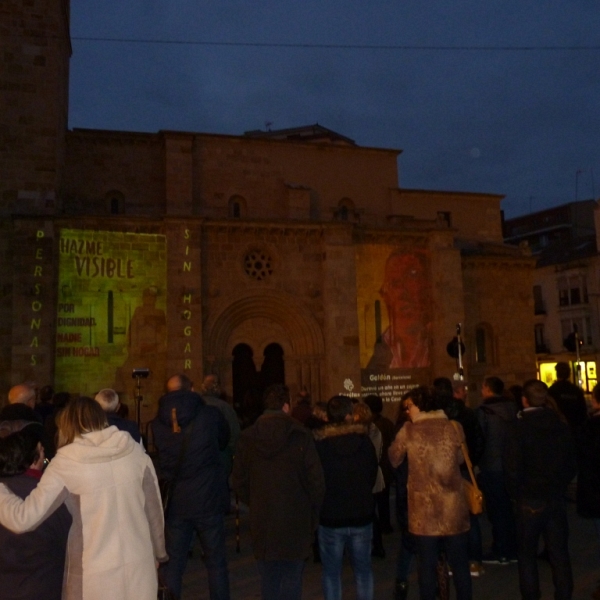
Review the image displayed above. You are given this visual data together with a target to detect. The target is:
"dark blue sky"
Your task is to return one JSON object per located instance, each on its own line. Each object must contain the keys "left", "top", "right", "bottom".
{"left": 69, "top": 0, "right": 600, "bottom": 218}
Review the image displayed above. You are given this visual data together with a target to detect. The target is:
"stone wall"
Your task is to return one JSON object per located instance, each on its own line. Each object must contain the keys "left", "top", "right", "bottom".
{"left": 0, "top": 0, "right": 70, "bottom": 216}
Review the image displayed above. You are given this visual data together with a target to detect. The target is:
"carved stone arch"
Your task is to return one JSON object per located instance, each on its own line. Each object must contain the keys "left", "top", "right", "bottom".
{"left": 205, "top": 290, "right": 325, "bottom": 400}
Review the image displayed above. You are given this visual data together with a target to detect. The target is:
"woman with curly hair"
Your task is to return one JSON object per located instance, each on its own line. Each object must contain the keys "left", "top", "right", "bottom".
{"left": 389, "top": 386, "right": 471, "bottom": 600}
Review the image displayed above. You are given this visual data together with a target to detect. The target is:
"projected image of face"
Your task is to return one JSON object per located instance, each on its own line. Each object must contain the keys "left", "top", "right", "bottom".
{"left": 368, "top": 250, "right": 431, "bottom": 370}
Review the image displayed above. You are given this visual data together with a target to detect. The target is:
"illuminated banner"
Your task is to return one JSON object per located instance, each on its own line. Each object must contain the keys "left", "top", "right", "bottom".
{"left": 55, "top": 229, "right": 167, "bottom": 403}
{"left": 356, "top": 244, "right": 432, "bottom": 413}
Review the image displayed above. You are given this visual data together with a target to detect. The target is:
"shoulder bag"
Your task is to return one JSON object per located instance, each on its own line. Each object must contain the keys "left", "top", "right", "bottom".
{"left": 451, "top": 420, "right": 484, "bottom": 515}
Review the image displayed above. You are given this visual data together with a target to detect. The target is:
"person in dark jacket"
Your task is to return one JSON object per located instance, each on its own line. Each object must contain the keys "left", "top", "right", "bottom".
{"left": 232, "top": 384, "right": 325, "bottom": 600}
{"left": 152, "top": 374, "right": 231, "bottom": 600}
{"left": 548, "top": 361, "right": 588, "bottom": 434}
{"left": 0, "top": 427, "right": 71, "bottom": 600}
{"left": 504, "top": 379, "right": 576, "bottom": 600}
{"left": 576, "top": 383, "right": 600, "bottom": 599}
{"left": 435, "top": 377, "right": 485, "bottom": 576}
{"left": 0, "top": 382, "right": 53, "bottom": 459}
{"left": 364, "top": 394, "right": 396, "bottom": 535}
{"left": 94, "top": 388, "right": 141, "bottom": 443}
{"left": 477, "top": 376, "right": 518, "bottom": 563}
{"left": 314, "top": 395, "right": 378, "bottom": 600}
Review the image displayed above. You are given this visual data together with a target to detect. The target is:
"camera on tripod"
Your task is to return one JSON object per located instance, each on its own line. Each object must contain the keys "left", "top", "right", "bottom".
{"left": 131, "top": 368, "right": 150, "bottom": 379}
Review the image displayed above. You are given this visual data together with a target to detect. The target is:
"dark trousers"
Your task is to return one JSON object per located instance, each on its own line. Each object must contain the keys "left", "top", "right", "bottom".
{"left": 160, "top": 512, "right": 230, "bottom": 600}
{"left": 479, "top": 470, "right": 517, "bottom": 557}
{"left": 256, "top": 559, "right": 304, "bottom": 600}
{"left": 516, "top": 497, "right": 573, "bottom": 600}
{"left": 375, "top": 485, "right": 392, "bottom": 530}
{"left": 414, "top": 533, "right": 472, "bottom": 600}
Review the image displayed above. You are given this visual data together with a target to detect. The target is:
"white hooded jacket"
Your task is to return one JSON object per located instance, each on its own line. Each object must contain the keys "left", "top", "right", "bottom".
{"left": 0, "top": 426, "right": 166, "bottom": 600}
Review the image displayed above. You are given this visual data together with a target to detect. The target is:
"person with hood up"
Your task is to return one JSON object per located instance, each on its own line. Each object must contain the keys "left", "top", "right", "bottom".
{"left": 152, "top": 374, "right": 231, "bottom": 600}
{"left": 314, "top": 395, "right": 378, "bottom": 600}
{"left": 232, "top": 384, "right": 325, "bottom": 600}
{"left": 0, "top": 396, "right": 166, "bottom": 600}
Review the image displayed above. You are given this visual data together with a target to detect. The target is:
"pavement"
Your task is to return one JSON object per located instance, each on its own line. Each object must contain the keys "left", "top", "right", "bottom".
{"left": 182, "top": 497, "right": 600, "bottom": 599}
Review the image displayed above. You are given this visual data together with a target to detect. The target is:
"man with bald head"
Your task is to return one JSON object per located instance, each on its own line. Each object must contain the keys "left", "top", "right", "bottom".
{"left": 1, "top": 383, "right": 53, "bottom": 459}
{"left": 152, "top": 374, "right": 231, "bottom": 599}
{"left": 1, "top": 383, "right": 40, "bottom": 424}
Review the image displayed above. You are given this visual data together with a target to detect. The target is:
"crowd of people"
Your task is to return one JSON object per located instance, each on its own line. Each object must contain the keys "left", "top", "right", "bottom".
{"left": 0, "top": 361, "right": 597, "bottom": 600}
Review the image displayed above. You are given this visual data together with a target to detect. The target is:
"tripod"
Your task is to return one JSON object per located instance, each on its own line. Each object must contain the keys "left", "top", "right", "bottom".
{"left": 133, "top": 374, "right": 144, "bottom": 431}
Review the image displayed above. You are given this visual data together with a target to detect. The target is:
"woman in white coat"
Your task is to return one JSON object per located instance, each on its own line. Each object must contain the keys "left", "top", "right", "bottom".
{"left": 0, "top": 396, "right": 167, "bottom": 600}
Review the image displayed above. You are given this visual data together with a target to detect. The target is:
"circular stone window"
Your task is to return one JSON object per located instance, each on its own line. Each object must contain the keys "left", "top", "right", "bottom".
{"left": 243, "top": 249, "right": 273, "bottom": 281}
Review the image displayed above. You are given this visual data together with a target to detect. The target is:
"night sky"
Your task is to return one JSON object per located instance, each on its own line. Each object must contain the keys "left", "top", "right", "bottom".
{"left": 69, "top": 0, "right": 600, "bottom": 218}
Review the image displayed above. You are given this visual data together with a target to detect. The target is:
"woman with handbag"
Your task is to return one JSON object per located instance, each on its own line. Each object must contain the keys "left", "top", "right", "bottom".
{"left": 389, "top": 386, "right": 472, "bottom": 600}
{"left": 0, "top": 396, "right": 167, "bottom": 600}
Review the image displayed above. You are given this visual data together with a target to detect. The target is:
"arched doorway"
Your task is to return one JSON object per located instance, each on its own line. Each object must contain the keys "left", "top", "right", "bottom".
{"left": 232, "top": 342, "right": 285, "bottom": 426}
{"left": 206, "top": 291, "right": 325, "bottom": 413}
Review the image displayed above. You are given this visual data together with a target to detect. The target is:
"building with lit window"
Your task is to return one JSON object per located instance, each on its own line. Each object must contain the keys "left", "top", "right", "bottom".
{"left": 504, "top": 200, "right": 600, "bottom": 392}
{"left": 0, "top": 0, "right": 537, "bottom": 422}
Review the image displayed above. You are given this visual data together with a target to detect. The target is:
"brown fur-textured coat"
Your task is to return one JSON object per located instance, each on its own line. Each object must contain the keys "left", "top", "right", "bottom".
{"left": 389, "top": 410, "right": 469, "bottom": 536}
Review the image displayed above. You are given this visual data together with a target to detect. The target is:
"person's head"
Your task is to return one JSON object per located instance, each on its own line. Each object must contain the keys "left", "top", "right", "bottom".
{"left": 352, "top": 402, "right": 373, "bottom": 425}
{"left": 555, "top": 362, "right": 571, "bottom": 382}
{"left": 0, "top": 428, "right": 43, "bottom": 477}
{"left": 363, "top": 394, "right": 383, "bottom": 416}
{"left": 452, "top": 380, "right": 468, "bottom": 402}
{"left": 166, "top": 374, "right": 193, "bottom": 392}
{"left": 312, "top": 401, "right": 328, "bottom": 422}
{"left": 56, "top": 396, "right": 108, "bottom": 448}
{"left": 522, "top": 379, "right": 550, "bottom": 408}
{"left": 326, "top": 395, "right": 354, "bottom": 424}
{"left": 296, "top": 387, "right": 311, "bottom": 406}
{"left": 94, "top": 389, "right": 120, "bottom": 413}
{"left": 202, "top": 374, "right": 220, "bottom": 396}
{"left": 39, "top": 385, "right": 54, "bottom": 404}
{"left": 508, "top": 384, "right": 524, "bottom": 408}
{"left": 482, "top": 376, "right": 504, "bottom": 398}
{"left": 7, "top": 383, "right": 36, "bottom": 408}
{"left": 263, "top": 384, "right": 290, "bottom": 412}
{"left": 52, "top": 392, "right": 71, "bottom": 409}
{"left": 402, "top": 385, "right": 439, "bottom": 420}
{"left": 592, "top": 384, "right": 600, "bottom": 409}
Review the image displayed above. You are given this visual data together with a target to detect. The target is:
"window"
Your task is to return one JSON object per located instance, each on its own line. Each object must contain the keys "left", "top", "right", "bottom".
{"left": 557, "top": 275, "right": 588, "bottom": 307}
{"left": 475, "top": 327, "right": 487, "bottom": 363}
{"left": 335, "top": 198, "right": 355, "bottom": 221}
{"left": 475, "top": 323, "right": 494, "bottom": 364}
{"left": 534, "top": 324, "right": 548, "bottom": 353}
{"left": 437, "top": 211, "right": 452, "bottom": 227}
{"left": 105, "top": 190, "right": 124, "bottom": 215}
{"left": 561, "top": 317, "right": 593, "bottom": 348}
{"left": 533, "top": 285, "right": 545, "bottom": 314}
{"left": 228, "top": 195, "right": 246, "bottom": 218}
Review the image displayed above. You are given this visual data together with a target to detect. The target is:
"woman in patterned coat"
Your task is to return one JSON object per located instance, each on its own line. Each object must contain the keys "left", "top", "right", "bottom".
{"left": 389, "top": 386, "right": 471, "bottom": 600}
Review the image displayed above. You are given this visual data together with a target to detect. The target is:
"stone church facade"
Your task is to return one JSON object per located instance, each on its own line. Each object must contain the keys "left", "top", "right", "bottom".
{"left": 0, "top": 0, "right": 536, "bottom": 422}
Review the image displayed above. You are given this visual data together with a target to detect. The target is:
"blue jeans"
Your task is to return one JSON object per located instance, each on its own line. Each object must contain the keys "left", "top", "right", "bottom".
{"left": 160, "top": 512, "right": 230, "bottom": 600}
{"left": 479, "top": 470, "right": 517, "bottom": 558}
{"left": 318, "top": 524, "right": 373, "bottom": 600}
{"left": 516, "top": 497, "right": 573, "bottom": 600}
{"left": 256, "top": 559, "right": 304, "bottom": 600}
{"left": 414, "top": 533, "right": 472, "bottom": 600}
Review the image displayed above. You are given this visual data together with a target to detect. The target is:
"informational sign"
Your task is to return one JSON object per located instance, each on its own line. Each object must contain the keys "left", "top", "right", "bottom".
{"left": 356, "top": 244, "right": 432, "bottom": 418}
{"left": 55, "top": 229, "right": 167, "bottom": 403}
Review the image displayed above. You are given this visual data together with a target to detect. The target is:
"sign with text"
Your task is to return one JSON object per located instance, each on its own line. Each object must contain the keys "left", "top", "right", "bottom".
{"left": 356, "top": 244, "right": 432, "bottom": 421}
{"left": 55, "top": 229, "right": 167, "bottom": 400}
